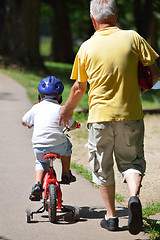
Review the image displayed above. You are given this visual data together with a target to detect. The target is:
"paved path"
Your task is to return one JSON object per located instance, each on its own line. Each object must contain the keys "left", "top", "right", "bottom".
{"left": 0, "top": 72, "right": 149, "bottom": 240}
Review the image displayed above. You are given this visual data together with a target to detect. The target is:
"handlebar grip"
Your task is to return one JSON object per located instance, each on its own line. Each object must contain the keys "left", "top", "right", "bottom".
{"left": 76, "top": 122, "right": 81, "bottom": 128}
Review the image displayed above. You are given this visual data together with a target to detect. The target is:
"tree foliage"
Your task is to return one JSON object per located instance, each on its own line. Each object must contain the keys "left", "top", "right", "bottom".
{"left": 0, "top": 0, "right": 159, "bottom": 68}
{"left": 0, "top": 0, "right": 44, "bottom": 69}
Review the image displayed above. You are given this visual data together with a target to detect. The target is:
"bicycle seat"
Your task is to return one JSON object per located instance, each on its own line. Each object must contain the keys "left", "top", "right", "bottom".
{"left": 43, "top": 153, "right": 61, "bottom": 160}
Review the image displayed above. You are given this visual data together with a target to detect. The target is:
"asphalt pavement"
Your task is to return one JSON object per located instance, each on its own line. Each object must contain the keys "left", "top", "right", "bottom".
{"left": 0, "top": 72, "right": 150, "bottom": 240}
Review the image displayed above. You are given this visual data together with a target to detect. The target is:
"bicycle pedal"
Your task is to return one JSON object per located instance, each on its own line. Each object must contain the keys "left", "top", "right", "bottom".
{"left": 29, "top": 194, "right": 41, "bottom": 201}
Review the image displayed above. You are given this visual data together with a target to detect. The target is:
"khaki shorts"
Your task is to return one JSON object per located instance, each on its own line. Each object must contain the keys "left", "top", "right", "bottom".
{"left": 86, "top": 120, "right": 146, "bottom": 187}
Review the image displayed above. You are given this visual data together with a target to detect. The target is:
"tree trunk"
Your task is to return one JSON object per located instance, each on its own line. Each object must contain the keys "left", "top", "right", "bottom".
{"left": 0, "top": 0, "right": 5, "bottom": 40}
{"left": 0, "top": 0, "right": 44, "bottom": 69}
{"left": 149, "top": 19, "right": 158, "bottom": 51}
{"left": 51, "top": 0, "right": 74, "bottom": 63}
{"left": 133, "top": 0, "right": 153, "bottom": 40}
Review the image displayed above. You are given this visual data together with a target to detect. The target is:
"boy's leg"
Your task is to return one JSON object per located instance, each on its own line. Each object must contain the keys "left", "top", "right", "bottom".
{"left": 35, "top": 169, "right": 46, "bottom": 185}
{"left": 61, "top": 156, "right": 71, "bottom": 174}
{"left": 29, "top": 165, "right": 45, "bottom": 201}
{"left": 29, "top": 174, "right": 44, "bottom": 201}
{"left": 61, "top": 156, "right": 76, "bottom": 184}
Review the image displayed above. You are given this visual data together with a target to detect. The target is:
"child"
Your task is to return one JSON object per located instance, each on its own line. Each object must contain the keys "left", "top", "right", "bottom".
{"left": 21, "top": 76, "right": 79, "bottom": 201}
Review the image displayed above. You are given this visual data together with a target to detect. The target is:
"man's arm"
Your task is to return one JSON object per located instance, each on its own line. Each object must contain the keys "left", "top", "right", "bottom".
{"left": 59, "top": 80, "right": 87, "bottom": 127}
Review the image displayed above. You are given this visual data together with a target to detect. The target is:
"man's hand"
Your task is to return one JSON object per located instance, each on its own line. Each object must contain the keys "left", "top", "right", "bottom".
{"left": 59, "top": 105, "right": 73, "bottom": 127}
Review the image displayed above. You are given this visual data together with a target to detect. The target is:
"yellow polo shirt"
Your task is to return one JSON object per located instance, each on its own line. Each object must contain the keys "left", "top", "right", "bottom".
{"left": 71, "top": 27, "right": 159, "bottom": 123}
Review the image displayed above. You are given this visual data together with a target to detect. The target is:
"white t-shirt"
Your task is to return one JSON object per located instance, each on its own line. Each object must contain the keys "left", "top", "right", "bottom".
{"left": 22, "top": 100, "right": 75, "bottom": 147}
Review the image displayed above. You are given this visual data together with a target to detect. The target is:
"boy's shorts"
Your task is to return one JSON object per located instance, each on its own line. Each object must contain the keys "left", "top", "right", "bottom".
{"left": 34, "top": 138, "right": 72, "bottom": 172}
{"left": 86, "top": 120, "right": 146, "bottom": 187}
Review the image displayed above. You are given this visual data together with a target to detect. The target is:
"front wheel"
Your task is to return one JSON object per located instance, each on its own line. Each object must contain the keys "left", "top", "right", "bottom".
{"left": 48, "top": 184, "right": 57, "bottom": 223}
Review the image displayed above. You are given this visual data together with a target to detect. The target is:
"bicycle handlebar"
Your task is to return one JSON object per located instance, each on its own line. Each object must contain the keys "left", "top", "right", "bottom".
{"left": 63, "top": 122, "right": 81, "bottom": 133}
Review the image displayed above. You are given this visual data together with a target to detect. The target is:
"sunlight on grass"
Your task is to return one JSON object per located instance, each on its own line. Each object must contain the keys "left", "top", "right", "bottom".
{"left": 142, "top": 203, "right": 160, "bottom": 240}
{"left": 143, "top": 202, "right": 160, "bottom": 218}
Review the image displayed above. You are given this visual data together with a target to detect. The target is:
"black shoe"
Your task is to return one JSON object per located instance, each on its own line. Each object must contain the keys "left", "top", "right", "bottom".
{"left": 128, "top": 196, "right": 142, "bottom": 235}
{"left": 61, "top": 170, "right": 76, "bottom": 184}
{"left": 29, "top": 182, "right": 43, "bottom": 201}
{"left": 100, "top": 217, "right": 119, "bottom": 231}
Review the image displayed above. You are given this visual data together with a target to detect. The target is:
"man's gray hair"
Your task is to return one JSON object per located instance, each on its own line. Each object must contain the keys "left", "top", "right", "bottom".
{"left": 90, "top": 0, "right": 117, "bottom": 22}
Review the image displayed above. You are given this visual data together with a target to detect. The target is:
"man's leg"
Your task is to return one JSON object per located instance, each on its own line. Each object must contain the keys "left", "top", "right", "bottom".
{"left": 125, "top": 173, "right": 143, "bottom": 235}
{"left": 99, "top": 184, "right": 116, "bottom": 219}
{"left": 125, "top": 173, "right": 142, "bottom": 197}
{"left": 99, "top": 184, "right": 119, "bottom": 231}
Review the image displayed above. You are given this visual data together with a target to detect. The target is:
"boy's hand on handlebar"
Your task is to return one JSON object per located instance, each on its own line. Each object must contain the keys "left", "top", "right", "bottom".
{"left": 76, "top": 122, "right": 81, "bottom": 129}
{"left": 63, "top": 121, "right": 81, "bottom": 133}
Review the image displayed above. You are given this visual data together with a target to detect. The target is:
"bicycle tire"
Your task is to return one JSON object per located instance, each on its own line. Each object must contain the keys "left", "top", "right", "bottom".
{"left": 73, "top": 206, "right": 80, "bottom": 221}
{"left": 26, "top": 207, "right": 31, "bottom": 223}
{"left": 48, "top": 184, "right": 57, "bottom": 223}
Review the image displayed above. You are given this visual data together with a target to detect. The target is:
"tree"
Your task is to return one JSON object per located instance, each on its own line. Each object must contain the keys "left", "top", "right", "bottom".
{"left": 149, "top": 1, "right": 160, "bottom": 51}
{"left": 0, "top": 0, "right": 44, "bottom": 69}
{"left": 117, "top": 0, "right": 160, "bottom": 52}
{"left": 43, "top": 0, "right": 74, "bottom": 63}
{"left": 133, "top": 0, "right": 152, "bottom": 40}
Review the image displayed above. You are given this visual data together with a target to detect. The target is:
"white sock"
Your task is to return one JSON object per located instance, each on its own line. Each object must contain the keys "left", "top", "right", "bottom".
{"left": 105, "top": 215, "right": 117, "bottom": 221}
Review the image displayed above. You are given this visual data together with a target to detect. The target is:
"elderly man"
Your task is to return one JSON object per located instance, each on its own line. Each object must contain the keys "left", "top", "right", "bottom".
{"left": 59, "top": 0, "right": 160, "bottom": 235}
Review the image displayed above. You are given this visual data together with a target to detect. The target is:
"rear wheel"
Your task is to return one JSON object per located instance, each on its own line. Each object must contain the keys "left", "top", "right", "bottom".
{"left": 73, "top": 206, "right": 80, "bottom": 221}
{"left": 48, "top": 184, "right": 57, "bottom": 223}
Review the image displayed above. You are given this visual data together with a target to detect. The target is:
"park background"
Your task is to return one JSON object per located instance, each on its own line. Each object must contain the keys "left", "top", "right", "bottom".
{"left": 0, "top": 1, "right": 160, "bottom": 239}
{"left": 0, "top": 0, "right": 160, "bottom": 109}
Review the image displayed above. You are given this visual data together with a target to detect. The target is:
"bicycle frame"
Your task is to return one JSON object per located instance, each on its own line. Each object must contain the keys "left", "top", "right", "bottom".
{"left": 43, "top": 153, "right": 62, "bottom": 210}
{"left": 26, "top": 124, "right": 81, "bottom": 223}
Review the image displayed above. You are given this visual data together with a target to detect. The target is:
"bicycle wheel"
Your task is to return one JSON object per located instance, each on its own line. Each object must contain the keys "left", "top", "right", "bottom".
{"left": 48, "top": 184, "right": 57, "bottom": 223}
{"left": 73, "top": 206, "right": 80, "bottom": 221}
{"left": 26, "top": 207, "right": 31, "bottom": 223}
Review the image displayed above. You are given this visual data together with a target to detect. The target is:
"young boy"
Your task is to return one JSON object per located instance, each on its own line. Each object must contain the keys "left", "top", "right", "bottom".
{"left": 21, "top": 76, "right": 79, "bottom": 201}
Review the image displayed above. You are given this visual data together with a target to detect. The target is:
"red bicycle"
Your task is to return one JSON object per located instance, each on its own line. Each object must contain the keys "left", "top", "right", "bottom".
{"left": 26, "top": 125, "right": 80, "bottom": 223}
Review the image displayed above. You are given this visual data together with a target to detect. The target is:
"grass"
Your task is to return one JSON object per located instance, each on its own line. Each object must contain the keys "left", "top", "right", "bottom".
{"left": 142, "top": 203, "right": 160, "bottom": 240}
{"left": 71, "top": 162, "right": 93, "bottom": 183}
{"left": 143, "top": 202, "right": 160, "bottom": 218}
{"left": 1, "top": 62, "right": 89, "bottom": 110}
{"left": 141, "top": 89, "right": 160, "bottom": 109}
{"left": 71, "top": 162, "right": 125, "bottom": 202}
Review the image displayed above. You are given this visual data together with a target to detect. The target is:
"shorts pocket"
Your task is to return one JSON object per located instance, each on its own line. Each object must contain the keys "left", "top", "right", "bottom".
{"left": 123, "top": 120, "right": 141, "bottom": 147}
{"left": 86, "top": 142, "right": 99, "bottom": 173}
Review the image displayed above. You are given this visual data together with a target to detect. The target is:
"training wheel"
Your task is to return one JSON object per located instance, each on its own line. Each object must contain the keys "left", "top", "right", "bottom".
{"left": 73, "top": 206, "right": 80, "bottom": 221}
{"left": 26, "top": 207, "right": 31, "bottom": 223}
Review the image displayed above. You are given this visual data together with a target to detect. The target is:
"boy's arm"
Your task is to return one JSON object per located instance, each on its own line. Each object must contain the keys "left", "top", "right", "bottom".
{"left": 21, "top": 107, "right": 34, "bottom": 128}
{"left": 21, "top": 119, "right": 32, "bottom": 129}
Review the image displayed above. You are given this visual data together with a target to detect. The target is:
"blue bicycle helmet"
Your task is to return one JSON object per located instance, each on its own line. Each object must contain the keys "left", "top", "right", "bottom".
{"left": 38, "top": 76, "right": 64, "bottom": 98}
